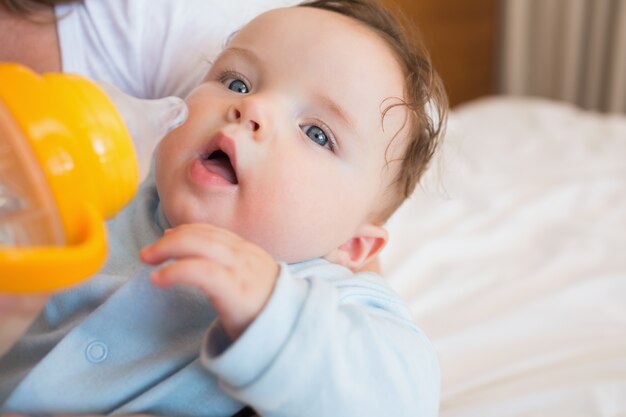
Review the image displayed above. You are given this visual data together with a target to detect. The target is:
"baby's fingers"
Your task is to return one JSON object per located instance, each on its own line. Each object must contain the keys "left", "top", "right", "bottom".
{"left": 151, "top": 259, "right": 234, "bottom": 301}
{"left": 141, "top": 227, "right": 236, "bottom": 265}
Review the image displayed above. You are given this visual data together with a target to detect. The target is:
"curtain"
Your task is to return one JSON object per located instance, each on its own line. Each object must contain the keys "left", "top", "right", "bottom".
{"left": 499, "top": 0, "right": 626, "bottom": 113}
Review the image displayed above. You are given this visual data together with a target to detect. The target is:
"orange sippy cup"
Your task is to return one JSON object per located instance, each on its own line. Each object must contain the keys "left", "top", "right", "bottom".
{"left": 0, "top": 64, "right": 185, "bottom": 293}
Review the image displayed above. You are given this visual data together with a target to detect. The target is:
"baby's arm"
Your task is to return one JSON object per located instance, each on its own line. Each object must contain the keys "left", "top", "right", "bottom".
{"left": 142, "top": 225, "right": 439, "bottom": 417}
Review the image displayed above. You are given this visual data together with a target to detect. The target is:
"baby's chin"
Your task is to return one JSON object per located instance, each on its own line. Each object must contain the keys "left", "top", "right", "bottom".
{"left": 159, "top": 198, "right": 345, "bottom": 264}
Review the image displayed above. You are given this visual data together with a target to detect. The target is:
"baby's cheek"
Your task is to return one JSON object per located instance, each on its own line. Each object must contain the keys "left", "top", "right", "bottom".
{"left": 153, "top": 137, "right": 173, "bottom": 175}
{"left": 240, "top": 180, "right": 330, "bottom": 261}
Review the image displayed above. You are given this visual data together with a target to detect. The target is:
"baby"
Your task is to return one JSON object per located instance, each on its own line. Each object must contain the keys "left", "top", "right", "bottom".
{"left": 0, "top": 1, "right": 447, "bottom": 416}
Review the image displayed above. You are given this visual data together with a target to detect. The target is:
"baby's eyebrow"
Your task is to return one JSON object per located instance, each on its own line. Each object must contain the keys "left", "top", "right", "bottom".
{"left": 221, "top": 46, "right": 262, "bottom": 66}
{"left": 222, "top": 30, "right": 240, "bottom": 50}
{"left": 313, "top": 93, "right": 355, "bottom": 130}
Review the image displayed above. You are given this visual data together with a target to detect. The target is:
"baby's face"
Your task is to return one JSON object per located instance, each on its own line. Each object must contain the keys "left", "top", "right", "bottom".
{"left": 155, "top": 6, "right": 408, "bottom": 262}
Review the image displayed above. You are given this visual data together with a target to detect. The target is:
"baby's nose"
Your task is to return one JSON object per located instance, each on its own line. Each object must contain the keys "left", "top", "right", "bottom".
{"left": 231, "top": 108, "right": 260, "bottom": 132}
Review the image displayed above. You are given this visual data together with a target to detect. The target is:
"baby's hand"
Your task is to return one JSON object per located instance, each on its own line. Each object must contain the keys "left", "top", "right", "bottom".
{"left": 140, "top": 224, "right": 279, "bottom": 341}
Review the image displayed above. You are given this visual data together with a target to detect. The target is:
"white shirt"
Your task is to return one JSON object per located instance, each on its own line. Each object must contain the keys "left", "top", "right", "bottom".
{"left": 55, "top": 0, "right": 300, "bottom": 99}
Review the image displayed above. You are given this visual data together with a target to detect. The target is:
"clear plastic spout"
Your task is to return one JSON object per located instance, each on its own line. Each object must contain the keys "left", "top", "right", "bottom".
{"left": 96, "top": 82, "right": 188, "bottom": 181}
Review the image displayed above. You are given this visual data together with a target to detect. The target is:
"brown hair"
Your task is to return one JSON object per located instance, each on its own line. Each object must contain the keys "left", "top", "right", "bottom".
{"left": 0, "top": 0, "right": 78, "bottom": 16}
{"left": 299, "top": 0, "right": 448, "bottom": 222}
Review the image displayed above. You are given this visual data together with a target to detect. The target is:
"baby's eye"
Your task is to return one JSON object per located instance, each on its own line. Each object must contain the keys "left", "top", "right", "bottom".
{"left": 302, "top": 125, "right": 333, "bottom": 150}
{"left": 226, "top": 79, "right": 249, "bottom": 94}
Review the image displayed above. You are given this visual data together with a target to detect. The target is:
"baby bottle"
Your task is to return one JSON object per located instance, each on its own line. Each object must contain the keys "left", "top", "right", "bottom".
{"left": 0, "top": 63, "right": 187, "bottom": 293}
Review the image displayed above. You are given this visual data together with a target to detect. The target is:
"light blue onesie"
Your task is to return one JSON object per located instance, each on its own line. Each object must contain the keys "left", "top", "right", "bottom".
{"left": 0, "top": 177, "right": 440, "bottom": 417}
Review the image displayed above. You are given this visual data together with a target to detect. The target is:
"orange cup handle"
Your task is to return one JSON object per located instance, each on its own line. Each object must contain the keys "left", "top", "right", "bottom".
{"left": 0, "top": 204, "right": 107, "bottom": 293}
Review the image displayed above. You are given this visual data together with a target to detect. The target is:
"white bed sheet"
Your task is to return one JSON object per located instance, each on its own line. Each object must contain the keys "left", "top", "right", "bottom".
{"left": 382, "top": 96, "right": 626, "bottom": 417}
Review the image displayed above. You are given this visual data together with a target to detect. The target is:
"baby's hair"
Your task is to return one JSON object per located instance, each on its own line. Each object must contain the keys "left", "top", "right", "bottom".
{"left": 299, "top": 0, "right": 448, "bottom": 222}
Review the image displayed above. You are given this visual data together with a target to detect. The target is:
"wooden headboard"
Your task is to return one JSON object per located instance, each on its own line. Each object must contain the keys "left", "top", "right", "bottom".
{"left": 381, "top": 0, "right": 499, "bottom": 107}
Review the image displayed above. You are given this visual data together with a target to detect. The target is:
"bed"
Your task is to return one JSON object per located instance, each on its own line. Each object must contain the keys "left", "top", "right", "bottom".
{"left": 382, "top": 96, "right": 626, "bottom": 416}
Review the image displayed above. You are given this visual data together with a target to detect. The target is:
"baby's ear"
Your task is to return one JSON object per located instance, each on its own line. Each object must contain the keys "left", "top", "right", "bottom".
{"left": 324, "top": 224, "right": 388, "bottom": 272}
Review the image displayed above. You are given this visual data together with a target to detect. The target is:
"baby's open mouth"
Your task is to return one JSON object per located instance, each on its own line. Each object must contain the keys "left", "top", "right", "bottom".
{"left": 202, "top": 150, "right": 238, "bottom": 184}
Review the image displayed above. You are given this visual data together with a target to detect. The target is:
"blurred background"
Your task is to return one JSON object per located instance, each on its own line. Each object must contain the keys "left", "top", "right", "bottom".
{"left": 381, "top": 0, "right": 626, "bottom": 114}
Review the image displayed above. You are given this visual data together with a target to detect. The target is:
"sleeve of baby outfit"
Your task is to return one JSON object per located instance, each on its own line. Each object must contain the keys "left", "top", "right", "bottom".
{"left": 201, "top": 263, "right": 440, "bottom": 417}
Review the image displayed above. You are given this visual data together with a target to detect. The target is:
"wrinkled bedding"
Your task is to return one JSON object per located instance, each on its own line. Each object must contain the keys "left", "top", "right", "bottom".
{"left": 383, "top": 96, "right": 626, "bottom": 417}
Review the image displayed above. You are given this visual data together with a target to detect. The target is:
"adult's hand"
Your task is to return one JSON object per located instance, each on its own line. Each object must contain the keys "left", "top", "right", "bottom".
{"left": 0, "top": 294, "right": 49, "bottom": 356}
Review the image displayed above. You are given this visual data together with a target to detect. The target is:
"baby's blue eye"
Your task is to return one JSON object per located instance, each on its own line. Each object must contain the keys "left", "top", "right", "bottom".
{"left": 227, "top": 79, "right": 249, "bottom": 94}
{"left": 304, "top": 125, "right": 328, "bottom": 147}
